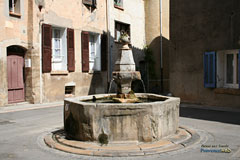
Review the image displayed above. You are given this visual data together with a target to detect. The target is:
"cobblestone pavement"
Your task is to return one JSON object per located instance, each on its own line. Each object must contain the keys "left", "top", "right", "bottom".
{"left": 0, "top": 103, "right": 239, "bottom": 160}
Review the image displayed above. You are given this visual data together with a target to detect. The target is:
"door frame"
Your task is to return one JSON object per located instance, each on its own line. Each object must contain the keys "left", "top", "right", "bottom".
{"left": 7, "top": 46, "right": 26, "bottom": 104}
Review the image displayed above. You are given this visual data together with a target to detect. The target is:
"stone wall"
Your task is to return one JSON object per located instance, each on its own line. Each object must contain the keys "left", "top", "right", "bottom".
{"left": 169, "top": 0, "right": 240, "bottom": 108}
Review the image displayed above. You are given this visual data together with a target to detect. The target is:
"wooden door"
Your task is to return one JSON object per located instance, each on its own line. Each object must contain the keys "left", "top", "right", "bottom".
{"left": 7, "top": 55, "right": 25, "bottom": 103}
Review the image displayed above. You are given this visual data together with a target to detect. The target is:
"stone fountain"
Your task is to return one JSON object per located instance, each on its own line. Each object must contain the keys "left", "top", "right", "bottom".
{"left": 63, "top": 33, "right": 180, "bottom": 143}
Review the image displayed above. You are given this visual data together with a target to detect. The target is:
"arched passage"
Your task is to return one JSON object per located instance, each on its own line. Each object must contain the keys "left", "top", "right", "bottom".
{"left": 7, "top": 45, "right": 26, "bottom": 103}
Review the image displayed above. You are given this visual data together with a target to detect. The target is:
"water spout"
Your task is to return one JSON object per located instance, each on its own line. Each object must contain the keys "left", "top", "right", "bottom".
{"left": 108, "top": 79, "right": 115, "bottom": 93}
{"left": 140, "top": 79, "right": 146, "bottom": 93}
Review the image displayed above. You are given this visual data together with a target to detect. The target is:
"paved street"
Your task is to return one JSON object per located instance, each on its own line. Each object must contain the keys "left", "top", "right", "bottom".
{"left": 0, "top": 103, "right": 240, "bottom": 160}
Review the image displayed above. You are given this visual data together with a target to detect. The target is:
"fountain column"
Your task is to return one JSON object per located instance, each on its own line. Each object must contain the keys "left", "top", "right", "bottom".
{"left": 112, "top": 43, "right": 141, "bottom": 96}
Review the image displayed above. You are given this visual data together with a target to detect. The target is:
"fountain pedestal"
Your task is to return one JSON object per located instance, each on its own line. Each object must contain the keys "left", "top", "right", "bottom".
{"left": 113, "top": 44, "right": 141, "bottom": 96}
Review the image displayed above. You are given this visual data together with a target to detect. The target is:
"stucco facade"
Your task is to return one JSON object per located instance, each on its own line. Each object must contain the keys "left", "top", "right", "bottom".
{"left": 144, "top": 0, "right": 170, "bottom": 94}
{"left": 0, "top": 0, "right": 30, "bottom": 106}
{"left": 1, "top": 0, "right": 169, "bottom": 107}
{"left": 169, "top": 0, "right": 240, "bottom": 108}
{"left": 0, "top": 0, "right": 108, "bottom": 106}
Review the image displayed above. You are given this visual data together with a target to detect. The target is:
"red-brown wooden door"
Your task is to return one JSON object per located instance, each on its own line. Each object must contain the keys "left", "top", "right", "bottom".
{"left": 7, "top": 55, "right": 25, "bottom": 103}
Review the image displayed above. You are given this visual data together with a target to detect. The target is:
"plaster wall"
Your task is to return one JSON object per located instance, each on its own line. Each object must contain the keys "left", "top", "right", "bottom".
{"left": 0, "top": 0, "right": 108, "bottom": 106}
{"left": 169, "top": 0, "right": 240, "bottom": 108}
{"left": 37, "top": 0, "right": 108, "bottom": 103}
{"left": 0, "top": 0, "right": 31, "bottom": 106}
{"left": 144, "top": 0, "right": 170, "bottom": 93}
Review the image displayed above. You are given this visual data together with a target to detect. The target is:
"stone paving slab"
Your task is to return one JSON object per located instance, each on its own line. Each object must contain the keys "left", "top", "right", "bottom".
{"left": 44, "top": 126, "right": 201, "bottom": 157}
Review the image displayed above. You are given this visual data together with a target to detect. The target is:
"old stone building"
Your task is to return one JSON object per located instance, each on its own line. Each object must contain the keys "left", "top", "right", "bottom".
{"left": 169, "top": 0, "right": 240, "bottom": 108}
{"left": 0, "top": 0, "right": 108, "bottom": 106}
{"left": 0, "top": 0, "right": 150, "bottom": 106}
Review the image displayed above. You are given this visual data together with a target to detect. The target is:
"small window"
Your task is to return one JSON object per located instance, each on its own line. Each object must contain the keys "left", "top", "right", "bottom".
{"left": 216, "top": 50, "right": 240, "bottom": 89}
{"left": 65, "top": 86, "right": 75, "bottom": 96}
{"left": 89, "top": 34, "right": 101, "bottom": 71}
{"left": 52, "top": 27, "right": 67, "bottom": 71}
{"left": 9, "top": 0, "right": 21, "bottom": 17}
{"left": 115, "top": 21, "right": 130, "bottom": 42}
{"left": 224, "top": 53, "right": 239, "bottom": 88}
{"left": 82, "top": 0, "right": 96, "bottom": 8}
{"left": 114, "top": 0, "right": 123, "bottom": 9}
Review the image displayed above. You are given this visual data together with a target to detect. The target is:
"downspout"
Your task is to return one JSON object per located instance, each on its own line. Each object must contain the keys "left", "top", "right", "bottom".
{"left": 160, "top": 0, "right": 163, "bottom": 93}
{"left": 39, "top": 23, "right": 43, "bottom": 104}
{"left": 106, "top": 0, "right": 112, "bottom": 82}
{"left": 39, "top": 9, "right": 44, "bottom": 104}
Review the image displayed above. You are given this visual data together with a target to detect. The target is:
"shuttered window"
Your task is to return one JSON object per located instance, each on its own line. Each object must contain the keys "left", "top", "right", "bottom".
{"left": 81, "top": 31, "right": 108, "bottom": 72}
{"left": 82, "top": 31, "right": 89, "bottom": 72}
{"left": 67, "top": 28, "right": 75, "bottom": 72}
{"left": 204, "top": 51, "right": 216, "bottom": 88}
{"left": 42, "top": 24, "right": 52, "bottom": 73}
{"left": 42, "top": 24, "right": 75, "bottom": 73}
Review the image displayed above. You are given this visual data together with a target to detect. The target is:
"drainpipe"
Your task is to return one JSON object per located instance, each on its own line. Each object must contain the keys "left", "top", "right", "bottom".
{"left": 160, "top": 0, "right": 163, "bottom": 93}
{"left": 39, "top": 24, "right": 43, "bottom": 104}
{"left": 106, "top": 0, "right": 112, "bottom": 83}
{"left": 39, "top": 11, "right": 44, "bottom": 104}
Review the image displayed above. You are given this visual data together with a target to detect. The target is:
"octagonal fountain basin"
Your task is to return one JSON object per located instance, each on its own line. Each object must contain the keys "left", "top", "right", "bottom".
{"left": 64, "top": 93, "right": 180, "bottom": 143}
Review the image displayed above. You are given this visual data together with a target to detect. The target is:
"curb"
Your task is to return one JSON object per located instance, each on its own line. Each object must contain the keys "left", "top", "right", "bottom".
{"left": 0, "top": 102, "right": 63, "bottom": 114}
{"left": 44, "top": 126, "right": 201, "bottom": 157}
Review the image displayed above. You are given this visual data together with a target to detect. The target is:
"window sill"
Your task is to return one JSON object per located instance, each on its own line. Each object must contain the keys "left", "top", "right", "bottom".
{"left": 50, "top": 71, "right": 69, "bottom": 75}
{"left": 65, "top": 94, "right": 75, "bottom": 98}
{"left": 214, "top": 88, "right": 240, "bottom": 95}
{"left": 114, "top": 5, "right": 124, "bottom": 11}
{"left": 88, "top": 70, "right": 101, "bottom": 74}
{"left": 9, "top": 12, "right": 21, "bottom": 18}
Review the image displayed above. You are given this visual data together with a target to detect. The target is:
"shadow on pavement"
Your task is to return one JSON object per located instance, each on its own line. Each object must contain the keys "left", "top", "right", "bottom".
{"left": 180, "top": 107, "right": 240, "bottom": 125}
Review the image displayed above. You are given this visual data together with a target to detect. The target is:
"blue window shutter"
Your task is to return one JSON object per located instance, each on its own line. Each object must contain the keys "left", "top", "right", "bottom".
{"left": 239, "top": 50, "right": 240, "bottom": 89}
{"left": 204, "top": 51, "right": 216, "bottom": 88}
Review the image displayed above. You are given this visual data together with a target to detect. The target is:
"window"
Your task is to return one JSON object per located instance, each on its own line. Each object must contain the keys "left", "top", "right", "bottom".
{"left": 217, "top": 50, "right": 239, "bottom": 89}
{"left": 52, "top": 27, "right": 67, "bottom": 71}
{"left": 115, "top": 21, "right": 130, "bottom": 42}
{"left": 89, "top": 34, "right": 101, "bottom": 71}
{"left": 204, "top": 50, "right": 240, "bottom": 89}
{"left": 82, "top": 0, "right": 97, "bottom": 8}
{"left": 114, "top": 0, "right": 123, "bottom": 9}
{"left": 9, "top": 0, "right": 21, "bottom": 17}
{"left": 81, "top": 31, "right": 108, "bottom": 72}
{"left": 42, "top": 24, "right": 75, "bottom": 73}
{"left": 65, "top": 86, "right": 75, "bottom": 96}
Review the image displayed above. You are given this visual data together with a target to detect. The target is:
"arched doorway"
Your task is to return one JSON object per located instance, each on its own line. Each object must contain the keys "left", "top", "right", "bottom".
{"left": 7, "top": 45, "right": 26, "bottom": 104}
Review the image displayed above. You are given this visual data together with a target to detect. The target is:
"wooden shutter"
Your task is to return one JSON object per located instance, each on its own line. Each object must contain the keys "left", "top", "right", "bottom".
{"left": 204, "top": 51, "right": 216, "bottom": 88}
{"left": 67, "top": 28, "right": 75, "bottom": 72}
{"left": 239, "top": 50, "right": 240, "bottom": 89}
{"left": 81, "top": 31, "right": 89, "bottom": 72}
{"left": 101, "top": 33, "right": 108, "bottom": 71}
{"left": 42, "top": 24, "right": 52, "bottom": 73}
